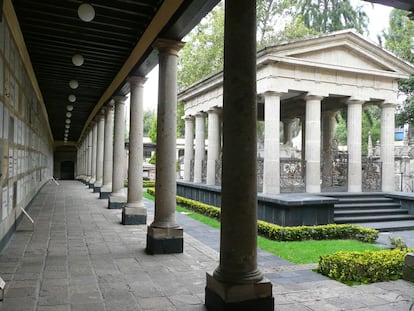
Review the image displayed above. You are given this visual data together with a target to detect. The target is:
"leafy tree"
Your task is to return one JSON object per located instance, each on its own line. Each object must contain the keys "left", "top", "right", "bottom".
{"left": 274, "top": 15, "right": 319, "bottom": 42}
{"left": 293, "top": 0, "right": 368, "bottom": 34}
{"left": 383, "top": 9, "right": 414, "bottom": 126}
{"left": 148, "top": 116, "right": 157, "bottom": 143}
{"left": 143, "top": 110, "right": 156, "bottom": 137}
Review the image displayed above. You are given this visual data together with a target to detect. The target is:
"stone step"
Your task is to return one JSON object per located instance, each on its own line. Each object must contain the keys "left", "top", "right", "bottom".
{"left": 335, "top": 214, "right": 414, "bottom": 224}
{"left": 357, "top": 220, "right": 414, "bottom": 232}
{"left": 334, "top": 202, "right": 401, "bottom": 209}
{"left": 335, "top": 208, "right": 409, "bottom": 217}
{"left": 336, "top": 197, "right": 396, "bottom": 204}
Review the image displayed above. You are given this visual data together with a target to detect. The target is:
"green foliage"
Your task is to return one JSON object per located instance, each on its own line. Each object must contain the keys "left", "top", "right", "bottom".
{"left": 274, "top": 15, "right": 319, "bottom": 42}
{"left": 293, "top": 0, "right": 368, "bottom": 34}
{"left": 143, "top": 110, "right": 156, "bottom": 137}
{"left": 146, "top": 188, "right": 378, "bottom": 243}
{"left": 177, "top": 102, "right": 185, "bottom": 138}
{"left": 148, "top": 116, "right": 157, "bottom": 143}
{"left": 143, "top": 180, "right": 155, "bottom": 188}
{"left": 389, "top": 236, "right": 408, "bottom": 249}
{"left": 384, "top": 9, "right": 414, "bottom": 126}
{"left": 257, "top": 221, "right": 378, "bottom": 243}
{"left": 317, "top": 248, "right": 414, "bottom": 284}
{"left": 149, "top": 152, "right": 156, "bottom": 165}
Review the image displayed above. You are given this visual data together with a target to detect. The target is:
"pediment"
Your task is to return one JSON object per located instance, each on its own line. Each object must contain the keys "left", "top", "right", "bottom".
{"left": 288, "top": 45, "right": 392, "bottom": 72}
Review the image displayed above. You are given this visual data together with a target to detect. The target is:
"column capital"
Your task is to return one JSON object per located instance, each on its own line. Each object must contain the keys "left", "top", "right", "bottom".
{"left": 113, "top": 95, "right": 128, "bottom": 105}
{"left": 98, "top": 108, "right": 106, "bottom": 118}
{"left": 263, "top": 91, "right": 283, "bottom": 97}
{"left": 195, "top": 111, "right": 207, "bottom": 118}
{"left": 208, "top": 106, "right": 222, "bottom": 114}
{"left": 107, "top": 98, "right": 115, "bottom": 108}
{"left": 128, "top": 76, "right": 147, "bottom": 88}
{"left": 381, "top": 101, "right": 397, "bottom": 108}
{"left": 182, "top": 114, "right": 194, "bottom": 121}
{"left": 153, "top": 38, "right": 185, "bottom": 56}
{"left": 304, "top": 95, "right": 324, "bottom": 101}
{"left": 346, "top": 99, "right": 365, "bottom": 105}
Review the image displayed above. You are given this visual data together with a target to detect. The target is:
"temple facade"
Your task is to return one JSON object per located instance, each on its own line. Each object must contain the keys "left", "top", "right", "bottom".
{"left": 178, "top": 30, "right": 414, "bottom": 194}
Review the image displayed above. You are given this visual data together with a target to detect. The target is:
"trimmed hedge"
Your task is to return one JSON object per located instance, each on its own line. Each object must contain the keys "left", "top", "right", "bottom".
{"left": 146, "top": 188, "right": 378, "bottom": 243}
{"left": 317, "top": 248, "right": 414, "bottom": 284}
{"left": 143, "top": 180, "right": 155, "bottom": 188}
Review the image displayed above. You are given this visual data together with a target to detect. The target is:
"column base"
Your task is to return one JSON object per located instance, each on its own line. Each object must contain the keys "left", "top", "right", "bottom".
{"left": 108, "top": 194, "right": 127, "bottom": 209}
{"left": 122, "top": 205, "right": 147, "bottom": 225}
{"left": 205, "top": 273, "right": 274, "bottom": 311}
{"left": 99, "top": 186, "right": 112, "bottom": 199}
{"left": 93, "top": 186, "right": 101, "bottom": 193}
{"left": 146, "top": 226, "right": 183, "bottom": 255}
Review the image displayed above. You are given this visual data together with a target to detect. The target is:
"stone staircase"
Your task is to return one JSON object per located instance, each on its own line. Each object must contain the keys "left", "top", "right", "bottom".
{"left": 331, "top": 192, "right": 414, "bottom": 231}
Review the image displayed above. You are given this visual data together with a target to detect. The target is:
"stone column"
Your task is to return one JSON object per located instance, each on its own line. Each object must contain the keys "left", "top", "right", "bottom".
{"left": 122, "top": 76, "right": 147, "bottom": 225}
{"left": 146, "top": 39, "right": 184, "bottom": 255}
{"left": 194, "top": 112, "right": 206, "bottom": 183}
{"left": 86, "top": 129, "right": 93, "bottom": 184}
{"left": 305, "top": 95, "right": 322, "bottom": 193}
{"left": 100, "top": 103, "right": 114, "bottom": 199}
{"left": 347, "top": 100, "right": 363, "bottom": 192}
{"left": 263, "top": 91, "right": 281, "bottom": 194}
{"left": 206, "top": 107, "right": 221, "bottom": 185}
{"left": 108, "top": 96, "right": 127, "bottom": 209}
{"left": 381, "top": 102, "right": 396, "bottom": 191}
{"left": 205, "top": 0, "right": 274, "bottom": 308}
{"left": 94, "top": 109, "right": 105, "bottom": 193}
{"left": 321, "top": 110, "right": 337, "bottom": 189}
{"left": 89, "top": 121, "right": 98, "bottom": 187}
{"left": 183, "top": 115, "right": 194, "bottom": 181}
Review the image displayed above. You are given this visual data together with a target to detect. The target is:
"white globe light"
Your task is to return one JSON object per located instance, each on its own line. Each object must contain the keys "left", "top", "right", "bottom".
{"left": 68, "top": 95, "right": 76, "bottom": 102}
{"left": 72, "top": 54, "right": 84, "bottom": 66}
{"left": 66, "top": 105, "right": 74, "bottom": 111}
{"left": 65, "top": 129, "right": 69, "bottom": 133}
{"left": 78, "top": 3, "right": 95, "bottom": 22}
{"left": 69, "top": 80, "right": 79, "bottom": 89}
{"left": 65, "top": 125, "right": 70, "bottom": 129}
{"left": 66, "top": 112, "right": 72, "bottom": 118}
{"left": 65, "top": 119, "right": 71, "bottom": 124}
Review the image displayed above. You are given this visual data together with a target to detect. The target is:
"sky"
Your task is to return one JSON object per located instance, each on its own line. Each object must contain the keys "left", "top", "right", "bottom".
{"left": 141, "top": 2, "right": 394, "bottom": 112}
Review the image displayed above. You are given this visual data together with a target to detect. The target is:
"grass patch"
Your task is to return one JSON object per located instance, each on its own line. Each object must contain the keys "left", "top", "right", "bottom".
{"left": 143, "top": 192, "right": 382, "bottom": 264}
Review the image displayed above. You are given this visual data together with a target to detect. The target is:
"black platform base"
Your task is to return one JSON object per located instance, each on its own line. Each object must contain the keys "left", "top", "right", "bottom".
{"left": 93, "top": 186, "right": 101, "bottom": 193}
{"left": 122, "top": 213, "right": 146, "bottom": 225}
{"left": 146, "top": 235, "right": 183, "bottom": 255}
{"left": 205, "top": 287, "right": 274, "bottom": 311}
{"left": 99, "top": 191, "right": 110, "bottom": 199}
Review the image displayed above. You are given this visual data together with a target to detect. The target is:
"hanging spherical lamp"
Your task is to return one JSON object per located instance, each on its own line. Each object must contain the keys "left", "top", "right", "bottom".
{"left": 72, "top": 54, "right": 84, "bottom": 66}
{"left": 66, "top": 105, "right": 74, "bottom": 111}
{"left": 68, "top": 95, "right": 76, "bottom": 102}
{"left": 69, "top": 80, "right": 79, "bottom": 89}
{"left": 78, "top": 3, "right": 95, "bottom": 22}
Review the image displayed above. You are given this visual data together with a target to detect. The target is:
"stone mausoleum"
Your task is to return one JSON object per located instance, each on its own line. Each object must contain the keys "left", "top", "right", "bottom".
{"left": 178, "top": 30, "right": 414, "bottom": 195}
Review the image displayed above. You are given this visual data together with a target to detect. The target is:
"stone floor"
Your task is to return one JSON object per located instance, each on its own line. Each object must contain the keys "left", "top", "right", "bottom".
{"left": 0, "top": 181, "right": 412, "bottom": 311}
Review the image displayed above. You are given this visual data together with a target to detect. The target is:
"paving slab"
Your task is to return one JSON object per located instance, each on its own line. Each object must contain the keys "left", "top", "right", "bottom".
{"left": 0, "top": 181, "right": 412, "bottom": 311}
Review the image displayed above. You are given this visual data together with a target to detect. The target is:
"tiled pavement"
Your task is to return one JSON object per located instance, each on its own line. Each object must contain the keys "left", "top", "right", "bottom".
{"left": 0, "top": 181, "right": 412, "bottom": 311}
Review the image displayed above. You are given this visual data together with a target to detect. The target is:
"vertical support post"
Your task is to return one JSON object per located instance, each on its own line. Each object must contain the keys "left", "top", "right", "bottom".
{"left": 205, "top": 0, "right": 274, "bottom": 309}
{"left": 94, "top": 109, "right": 105, "bottom": 192}
{"left": 183, "top": 115, "right": 195, "bottom": 181}
{"left": 381, "top": 102, "right": 396, "bottom": 192}
{"left": 100, "top": 103, "right": 114, "bottom": 199}
{"left": 347, "top": 100, "right": 363, "bottom": 192}
{"left": 194, "top": 112, "right": 206, "bottom": 183}
{"left": 206, "top": 107, "right": 221, "bottom": 185}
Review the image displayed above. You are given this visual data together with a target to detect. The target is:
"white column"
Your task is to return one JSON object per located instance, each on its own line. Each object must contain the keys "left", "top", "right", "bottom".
{"left": 94, "top": 109, "right": 105, "bottom": 191}
{"left": 321, "top": 111, "right": 336, "bottom": 188}
{"left": 283, "top": 118, "right": 294, "bottom": 146}
{"left": 347, "top": 100, "right": 363, "bottom": 192}
{"left": 109, "top": 96, "right": 127, "bottom": 197}
{"left": 90, "top": 121, "right": 98, "bottom": 185}
{"left": 87, "top": 129, "right": 93, "bottom": 183}
{"left": 194, "top": 112, "right": 206, "bottom": 183}
{"left": 100, "top": 103, "right": 114, "bottom": 198}
{"left": 183, "top": 115, "right": 194, "bottom": 181}
{"left": 147, "top": 38, "right": 184, "bottom": 254}
{"left": 123, "top": 76, "right": 147, "bottom": 224}
{"left": 205, "top": 0, "right": 273, "bottom": 308}
{"left": 381, "top": 102, "right": 396, "bottom": 191}
{"left": 263, "top": 91, "right": 281, "bottom": 194}
{"left": 206, "top": 107, "right": 221, "bottom": 185}
{"left": 305, "top": 95, "right": 322, "bottom": 193}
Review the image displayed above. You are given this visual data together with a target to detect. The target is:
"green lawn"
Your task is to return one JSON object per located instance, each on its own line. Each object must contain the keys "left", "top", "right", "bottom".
{"left": 143, "top": 192, "right": 382, "bottom": 264}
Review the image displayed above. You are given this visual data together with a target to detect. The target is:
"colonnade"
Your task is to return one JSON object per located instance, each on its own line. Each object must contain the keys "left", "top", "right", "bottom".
{"left": 182, "top": 94, "right": 396, "bottom": 194}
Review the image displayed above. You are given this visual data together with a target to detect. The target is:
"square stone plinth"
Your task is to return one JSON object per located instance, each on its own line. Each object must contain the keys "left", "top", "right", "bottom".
{"left": 108, "top": 194, "right": 127, "bottom": 209}
{"left": 122, "top": 205, "right": 147, "bottom": 225}
{"left": 146, "top": 226, "right": 183, "bottom": 254}
{"left": 403, "top": 252, "right": 414, "bottom": 282}
{"left": 205, "top": 273, "right": 274, "bottom": 310}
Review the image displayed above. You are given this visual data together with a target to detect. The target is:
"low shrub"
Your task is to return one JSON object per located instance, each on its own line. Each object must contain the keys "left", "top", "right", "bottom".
{"left": 143, "top": 180, "right": 155, "bottom": 188}
{"left": 317, "top": 248, "right": 414, "bottom": 284}
{"left": 146, "top": 188, "right": 378, "bottom": 243}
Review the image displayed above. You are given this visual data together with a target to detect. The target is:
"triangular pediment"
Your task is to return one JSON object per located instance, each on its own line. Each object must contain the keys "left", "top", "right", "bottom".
{"left": 289, "top": 45, "right": 391, "bottom": 72}
{"left": 262, "top": 30, "right": 414, "bottom": 77}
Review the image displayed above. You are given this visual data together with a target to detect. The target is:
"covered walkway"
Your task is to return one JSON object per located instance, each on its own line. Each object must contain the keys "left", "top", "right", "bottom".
{"left": 0, "top": 181, "right": 413, "bottom": 311}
